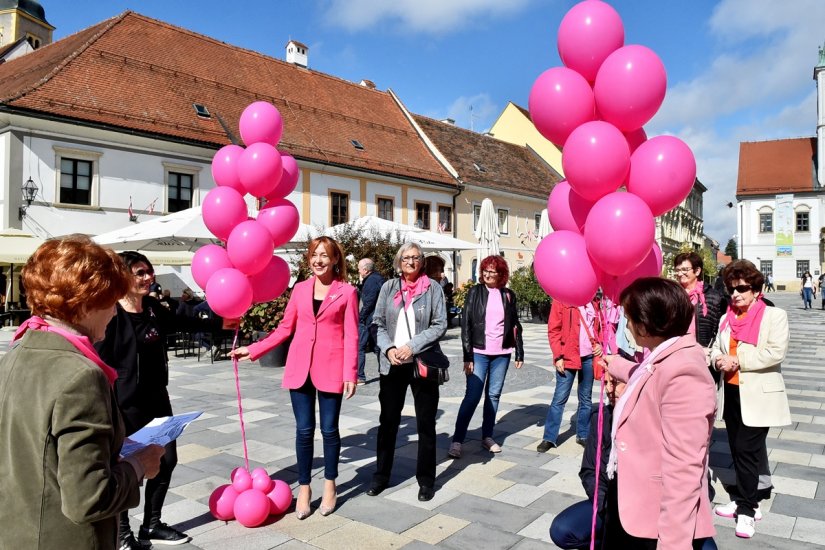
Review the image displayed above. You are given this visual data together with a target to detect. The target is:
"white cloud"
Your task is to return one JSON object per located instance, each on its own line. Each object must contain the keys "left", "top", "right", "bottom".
{"left": 322, "top": 0, "right": 532, "bottom": 34}
{"left": 646, "top": 0, "right": 825, "bottom": 243}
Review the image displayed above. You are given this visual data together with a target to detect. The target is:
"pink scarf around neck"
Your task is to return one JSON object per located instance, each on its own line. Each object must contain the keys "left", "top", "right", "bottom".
{"left": 686, "top": 281, "right": 708, "bottom": 316}
{"left": 393, "top": 275, "right": 430, "bottom": 309}
{"left": 720, "top": 298, "right": 766, "bottom": 346}
{"left": 12, "top": 316, "right": 118, "bottom": 386}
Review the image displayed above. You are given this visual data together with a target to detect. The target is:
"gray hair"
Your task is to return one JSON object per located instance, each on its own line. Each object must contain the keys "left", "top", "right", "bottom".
{"left": 359, "top": 258, "right": 375, "bottom": 272}
{"left": 393, "top": 242, "right": 425, "bottom": 275}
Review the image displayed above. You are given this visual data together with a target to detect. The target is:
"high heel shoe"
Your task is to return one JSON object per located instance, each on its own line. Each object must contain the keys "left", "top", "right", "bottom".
{"left": 295, "top": 487, "right": 312, "bottom": 520}
{"left": 319, "top": 492, "right": 337, "bottom": 516}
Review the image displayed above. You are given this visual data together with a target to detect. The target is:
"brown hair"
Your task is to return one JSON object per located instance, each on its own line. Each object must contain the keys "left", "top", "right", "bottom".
{"left": 673, "top": 251, "right": 703, "bottom": 273}
{"left": 480, "top": 255, "right": 509, "bottom": 287}
{"left": 722, "top": 259, "right": 764, "bottom": 293}
{"left": 620, "top": 277, "right": 694, "bottom": 339}
{"left": 22, "top": 235, "right": 131, "bottom": 324}
{"left": 307, "top": 236, "right": 346, "bottom": 281}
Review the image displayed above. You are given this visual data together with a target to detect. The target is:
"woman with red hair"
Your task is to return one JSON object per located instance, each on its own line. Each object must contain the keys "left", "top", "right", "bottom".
{"left": 448, "top": 255, "right": 523, "bottom": 458}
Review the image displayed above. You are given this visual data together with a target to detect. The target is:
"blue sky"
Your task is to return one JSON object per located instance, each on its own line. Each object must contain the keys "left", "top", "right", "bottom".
{"left": 47, "top": 0, "right": 825, "bottom": 244}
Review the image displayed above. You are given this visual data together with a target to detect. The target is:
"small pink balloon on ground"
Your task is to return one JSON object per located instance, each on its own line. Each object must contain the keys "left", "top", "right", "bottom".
{"left": 209, "top": 484, "right": 239, "bottom": 521}
{"left": 234, "top": 489, "right": 271, "bottom": 527}
{"left": 266, "top": 480, "right": 293, "bottom": 516}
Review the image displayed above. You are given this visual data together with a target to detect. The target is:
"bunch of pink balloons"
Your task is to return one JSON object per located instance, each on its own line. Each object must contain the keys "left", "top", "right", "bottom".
{"left": 530, "top": 0, "right": 695, "bottom": 305}
{"left": 195, "top": 101, "right": 300, "bottom": 319}
{"left": 209, "top": 467, "right": 292, "bottom": 527}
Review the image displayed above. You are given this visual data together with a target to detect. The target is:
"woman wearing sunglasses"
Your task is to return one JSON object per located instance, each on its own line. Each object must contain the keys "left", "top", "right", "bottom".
{"left": 710, "top": 260, "right": 791, "bottom": 540}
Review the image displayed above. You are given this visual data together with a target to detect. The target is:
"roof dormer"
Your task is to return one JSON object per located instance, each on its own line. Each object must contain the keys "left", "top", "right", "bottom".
{"left": 285, "top": 39, "right": 308, "bottom": 68}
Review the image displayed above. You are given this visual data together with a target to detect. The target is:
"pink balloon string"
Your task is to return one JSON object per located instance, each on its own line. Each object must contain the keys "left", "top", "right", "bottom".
{"left": 230, "top": 327, "right": 250, "bottom": 472}
{"left": 590, "top": 303, "right": 608, "bottom": 550}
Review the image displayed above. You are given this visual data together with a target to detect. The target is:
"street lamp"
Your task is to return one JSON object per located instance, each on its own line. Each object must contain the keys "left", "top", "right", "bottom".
{"left": 19, "top": 177, "right": 38, "bottom": 220}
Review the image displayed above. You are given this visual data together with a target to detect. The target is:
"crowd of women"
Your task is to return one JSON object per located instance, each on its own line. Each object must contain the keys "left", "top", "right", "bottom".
{"left": 0, "top": 234, "right": 791, "bottom": 550}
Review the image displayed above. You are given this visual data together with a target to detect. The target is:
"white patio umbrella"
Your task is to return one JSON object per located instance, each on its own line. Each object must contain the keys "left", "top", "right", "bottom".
{"left": 537, "top": 208, "right": 552, "bottom": 239}
{"left": 0, "top": 228, "right": 46, "bottom": 308}
{"left": 327, "top": 215, "right": 476, "bottom": 251}
{"left": 475, "top": 198, "right": 500, "bottom": 277}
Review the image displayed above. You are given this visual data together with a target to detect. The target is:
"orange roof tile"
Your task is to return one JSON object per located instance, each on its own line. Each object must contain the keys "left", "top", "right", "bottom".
{"left": 0, "top": 11, "right": 455, "bottom": 187}
{"left": 412, "top": 114, "right": 560, "bottom": 200}
{"left": 737, "top": 137, "right": 817, "bottom": 196}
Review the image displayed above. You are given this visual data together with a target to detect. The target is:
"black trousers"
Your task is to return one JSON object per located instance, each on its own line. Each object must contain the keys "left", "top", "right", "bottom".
{"left": 119, "top": 440, "right": 178, "bottom": 534}
{"left": 373, "top": 363, "right": 439, "bottom": 489}
{"left": 723, "top": 383, "right": 770, "bottom": 518}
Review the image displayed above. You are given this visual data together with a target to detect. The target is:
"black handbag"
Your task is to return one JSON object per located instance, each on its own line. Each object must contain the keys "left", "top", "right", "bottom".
{"left": 399, "top": 281, "right": 450, "bottom": 385}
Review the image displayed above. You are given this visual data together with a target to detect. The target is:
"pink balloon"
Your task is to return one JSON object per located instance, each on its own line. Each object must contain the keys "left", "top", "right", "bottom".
{"left": 600, "top": 243, "right": 662, "bottom": 302}
{"left": 547, "top": 180, "right": 595, "bottom": 234}
{"left": 231, "top": 469, "right": 253, "bottom": 493}
{"left": 191, "top": 244, "right": 232, "bottom": 290}
{"left": 234, "top": 488, "right": 271, "bottom": 527}
{"left": 227, "top": 220, "right": 275, "bottom": 276}
{"left": 250, "top": 467, "right": 269, "bottom": 481}
{"left": 594, "top": 45, "right": 667, "bottom": 131}
{"left": 252, "top": 475, "right": 274, "bottom": 494}
{"left": 249, "top": 256, "right": 291, "bottom": 304}
{"left": 238, "top": 143, "right": 283, "bottom": 198}
{"left": 256, "top": 198, "right": 300, "bottom": 248}
{"left": 230, "top": 467, "right": 245, "bottom": 482}
{"left": 562, "top": 121, "right": 630, "bottom": 201}
{"left": 266, "top": 480, "right": 292, "bottom": 516}
{"left": 528, "top": 67, "right": 595, "bottom": 147}
{"left": 206, "top": 268, "right": 253, "bottom": 319}
{"left": 557, "top": 0, "right": 624, "bottom": 82}
{"left": 202, "top": 187, "right": 248, "bottom": 242}
{"left": 239, "top": 101, "right": 283, "bottom": 147}
{"left": 585, "top": 192, "right": 655, "bottom": 276}
{"left": 623, "top": 127, "right": 648, "bottom": 154}
{"left": 211, "top": 144, "right": 246, "bottom": 194}
{"left": 265, "top": 153, "right": 300, "bottom": 200}
{"left": 627, "top": 135, "right": 697, "bottom": 217}
{"left": 534, "top": 231, "right": 601, "bottom": 306}
{"left": 209, "top": 484, "right": 239, "bottom": 521}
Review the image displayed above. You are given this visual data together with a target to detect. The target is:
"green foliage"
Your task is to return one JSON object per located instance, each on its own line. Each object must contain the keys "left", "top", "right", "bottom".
{"left": 663, "top": 244, "right": 719, "bottom": 282}
{"left": 240, "top": 290, "right": 291, "bottom": 335}
{"left": 453, "top": 280, "right": 476, "bottom": 309}
{"left": 508, "top": 266, "right": 552, "bottom": 307}
{"left": 725, "top": 238, "right": 738, "bottom": 260}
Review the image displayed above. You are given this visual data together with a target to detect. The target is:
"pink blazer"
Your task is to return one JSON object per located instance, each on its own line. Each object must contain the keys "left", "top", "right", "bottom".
{"left": 609, "top": 335, "right": 716, "bottom": 549}
{"left": 246, "top": 278, "right": 359, "bottom": 393}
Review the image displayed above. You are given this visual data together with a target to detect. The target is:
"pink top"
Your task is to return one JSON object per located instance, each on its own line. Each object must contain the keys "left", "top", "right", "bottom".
{"left": 473, "top": 286, "right": 513, "bottom": 355}
{"left": 577, "top": 305, "right": 594, "bottom": 357}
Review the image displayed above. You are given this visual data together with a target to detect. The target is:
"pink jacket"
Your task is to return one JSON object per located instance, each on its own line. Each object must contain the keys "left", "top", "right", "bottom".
{"left": 247, "top": 278, "right": 359, "bottom": 393}
{"left": 609, "top": 335, "right": 716, "bottom": 549}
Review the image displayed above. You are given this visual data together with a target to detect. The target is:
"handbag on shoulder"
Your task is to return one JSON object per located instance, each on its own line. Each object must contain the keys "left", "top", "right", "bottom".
{"left": 399, "top": 280, "right": 450, "bottom": 385}
{"left": 579, "top": 307, "right": 606, "bottom": 381}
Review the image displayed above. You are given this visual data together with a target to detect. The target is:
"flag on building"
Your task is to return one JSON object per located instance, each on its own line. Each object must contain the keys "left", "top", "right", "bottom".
{"left": 128, "top": 196, "right": 134, "bottom": 220}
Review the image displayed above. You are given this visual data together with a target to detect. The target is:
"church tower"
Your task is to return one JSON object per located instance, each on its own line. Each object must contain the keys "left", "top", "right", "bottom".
{"left": 0, "top": 0, "right": 53, "bottom": 50}
{"left": 816, "top": 43, "right": 825, "bottom": 188}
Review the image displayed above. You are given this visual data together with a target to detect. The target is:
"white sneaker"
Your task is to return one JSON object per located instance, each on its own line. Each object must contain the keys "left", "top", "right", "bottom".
{"left": 736, "top": 515, "right": 756, "bottom": 538}
{"left": 714, "top": 501, "right": 762, "bottom": 520}
{"left": 448, "top": 441, "right": 461, "bottom": 458}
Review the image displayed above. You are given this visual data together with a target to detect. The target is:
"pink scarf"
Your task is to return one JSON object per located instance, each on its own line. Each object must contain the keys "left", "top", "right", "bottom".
{"left": 686, "top": 281, "right": 708, "bottom": 316}
{"left": 720, "top": 298, "right": 766, "bottom": 346}
{"left": 12, "top": 316, "right": 118, "bottom": 386}
{"left": 393, "top": 275, "right": 431, "bottom": 309}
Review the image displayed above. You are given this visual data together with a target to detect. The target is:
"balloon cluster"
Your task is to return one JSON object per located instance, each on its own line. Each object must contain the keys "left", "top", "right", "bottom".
{"left": 193, "top": 102, "right": 301, "bottom": 319}
{"left": 530, "top": 1, "right": 696, "bottom": 305}
{"left": 209, "top": 467, "right": 292, "bottom": 527}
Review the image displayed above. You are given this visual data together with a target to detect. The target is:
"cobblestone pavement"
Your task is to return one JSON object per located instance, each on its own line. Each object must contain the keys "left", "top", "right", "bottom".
{"left": 1, "top": 291, "right": 823, "bottom": 548}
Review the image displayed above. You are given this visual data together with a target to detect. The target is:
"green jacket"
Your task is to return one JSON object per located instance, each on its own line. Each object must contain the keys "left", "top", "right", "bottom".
{"left": 0, "top": 330, "right": 140, "bottom": 549}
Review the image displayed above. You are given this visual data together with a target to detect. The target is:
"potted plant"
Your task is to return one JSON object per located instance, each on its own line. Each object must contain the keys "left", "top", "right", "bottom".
{"left": 508, "top": 267, "right": 552, "bottom": 322}
{"left": 239, "top": 289, "right": 292, "bottom": 367}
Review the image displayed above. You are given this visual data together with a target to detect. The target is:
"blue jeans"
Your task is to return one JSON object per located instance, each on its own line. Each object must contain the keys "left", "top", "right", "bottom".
{"left": 289, "top": 377, "right": 343, "bottom": 485}
{"left": 452, "top": 353, "right": 511, "bottom": 442}
{"left": 543, "top": 356, "right": 593, "bottom": 443}
{"left": 550, "top": 499, "right": 603, "bottom": 549}
{"left": 803, "top": 287, "right": 813, "bottom": 308}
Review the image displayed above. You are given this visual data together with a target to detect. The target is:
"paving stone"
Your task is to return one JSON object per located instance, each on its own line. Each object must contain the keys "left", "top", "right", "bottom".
{"left": 772, "top": 475, "right": 818, "bottom": 499}
{"left": 310, "top": 520, "right": 411, "bottom": 549}
{"left": 497, "top": 464, "right": 558, "bottom": 486}
{"left": 437, "top": 521, "right": 522, "bottom": 550}
{"left": 793, "top": 517, "right": 825, "bottom": 546}
{"left": 272, "top": 511, "right": 350, "bottom": 543}
{"left": 436, "top": 493, "right": 543, "bottom": 533}
{"left": 400, "top": 513, "right": 470, "bottom": 545}
{"left": 335, "top": 492, "right": 433, "bottom": 533}
{"left": 516, "top": 511, "right": 554, "bottom": 542}
{"left": 771, "top": 493, "right": 825, "bottom": 521}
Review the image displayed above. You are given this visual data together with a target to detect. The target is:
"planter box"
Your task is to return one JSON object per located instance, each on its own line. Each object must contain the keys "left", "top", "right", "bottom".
{"left": 253, "top": 332, "right": 291, "bottom": 368}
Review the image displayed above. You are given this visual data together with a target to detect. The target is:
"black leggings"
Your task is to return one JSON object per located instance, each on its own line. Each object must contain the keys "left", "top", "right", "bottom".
{"left": 119, "top": 440, "right": 178, "bottom": 534}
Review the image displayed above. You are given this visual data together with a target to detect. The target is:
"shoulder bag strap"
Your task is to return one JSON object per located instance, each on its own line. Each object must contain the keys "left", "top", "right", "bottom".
{"left": 399, "top": 279, "right": 414, "bottom": 341}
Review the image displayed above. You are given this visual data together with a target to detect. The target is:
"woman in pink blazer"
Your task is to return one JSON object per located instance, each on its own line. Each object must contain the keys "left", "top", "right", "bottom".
{"left": 604, "top": 278, "right": 717, "bottom": 550}
{"left": 232, "top": 237, "right": 358, "bottom": 519}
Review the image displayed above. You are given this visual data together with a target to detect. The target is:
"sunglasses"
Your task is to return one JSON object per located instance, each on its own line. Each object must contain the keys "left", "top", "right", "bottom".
{"left": 133, "top": 268, "right": 155, "bottom": 278}
{"left": 727, "top": 284, "right": 752, "bottom": 294}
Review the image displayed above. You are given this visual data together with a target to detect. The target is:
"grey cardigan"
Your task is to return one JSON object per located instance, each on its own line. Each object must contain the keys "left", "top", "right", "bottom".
{"left": 373, "top": 277, "right": 447, "bottom": 375}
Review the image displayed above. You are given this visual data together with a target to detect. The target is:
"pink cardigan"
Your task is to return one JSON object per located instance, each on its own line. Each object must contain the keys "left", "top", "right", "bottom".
{"left": 609, "top": 335, "right": 716, "bottom": 549}
{"left": 246, "top": 278, "right": 359, "bottom": 393}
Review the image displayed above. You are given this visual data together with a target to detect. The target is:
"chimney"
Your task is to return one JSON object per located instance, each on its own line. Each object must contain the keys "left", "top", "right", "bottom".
{"left": 285, "top": 40, "right": 308, "bottom": 68}
{"left": 359, "top": 79, "right": 376, "bottom": 90}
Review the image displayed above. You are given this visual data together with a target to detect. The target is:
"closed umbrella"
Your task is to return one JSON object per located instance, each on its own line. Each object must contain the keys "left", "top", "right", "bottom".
{"left": 475, "top": 198, "right": 500, "bottom": 278}
{"left": 537, "top": 208, "right": 552, "bottom": 239}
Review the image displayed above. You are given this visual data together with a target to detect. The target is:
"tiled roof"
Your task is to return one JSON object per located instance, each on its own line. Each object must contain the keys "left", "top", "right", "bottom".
{"left": 412, "top": 114, "right": 560, "bottom": 200}
{"left": 737, "top": 137, "right": 818, "bottom": 196}
{"left": 0, "top": 11, "right": 455, "bottom": 186}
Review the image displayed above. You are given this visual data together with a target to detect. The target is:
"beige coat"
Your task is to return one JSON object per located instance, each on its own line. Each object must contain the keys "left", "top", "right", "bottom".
{"left": 709, "top": 306, "right": 791, "bottom": 427}
{"left": 0, "top": 330, "right": 140, "bottom": 549}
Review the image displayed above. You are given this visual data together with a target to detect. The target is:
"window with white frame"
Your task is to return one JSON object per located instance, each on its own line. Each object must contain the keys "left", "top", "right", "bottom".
{"left": 54, "top": 146, "right": 102, "bottom": 207}
{"left": 377, "top": 197, "right": 394, "bottom": 221}
{"left": 535, "top": 213, "right": 541, "bottom": 231}
{"left": 796, "top": 210, "right": 810, "bottom": 232}
{"left": 759, "top": 212, "right": 773, "bottom": 233}
{"left": 473, "top": 204, "right": 481, "bottom": 231}
{"left": 330, "top": 191, "right": 349, "bottom": 225}
{"left": 760, "top": 260, "right": 773, "bottom": 278}
{"left": 497, "top": 208, "right": 509, "bottom": 234}
{"left": 162, "top": 162, "right": 201, "bottom": 214}
{"left": 797, "top": 260, "right": 810, "bottom": 279}
{"left": 415, "top": 201, "right": 431, "bottom": 230}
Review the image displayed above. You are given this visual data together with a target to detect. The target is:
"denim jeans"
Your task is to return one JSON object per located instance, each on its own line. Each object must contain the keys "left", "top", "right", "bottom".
{"left": 543, "top": 355, "right": 593, "bottom": 443}
{"left": 803, "top": 287, "right": 813, "bottom": 308}
{"left": 452, "top": 353, "right": 511, "bottom": 442}
{"left": 549, "top": 499, "right": 603, "bottom": 549}
{"left": 289, "top": 377, "right": 343, "bottom": 485}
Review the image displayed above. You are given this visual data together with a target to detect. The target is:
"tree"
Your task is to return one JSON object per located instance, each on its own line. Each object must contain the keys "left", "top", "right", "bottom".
{"left": 725, "top": 238, "right": 738, "bottom": 260}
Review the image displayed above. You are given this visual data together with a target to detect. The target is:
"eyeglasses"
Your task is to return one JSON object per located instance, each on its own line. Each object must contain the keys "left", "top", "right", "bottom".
{"left": 133, "top": 268, "right": 154, "bottom": 278}
{"left": 727, "top": 284, "right": 752, "bottom": 294}
{"left": 482, "top": 270, "right": 499, "bottom": 276}
{"left": 674, "top": 267, "right": 695, "bottom": 274}
{"left": 401, "top": 255, "right": 422, "bottom": 263}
